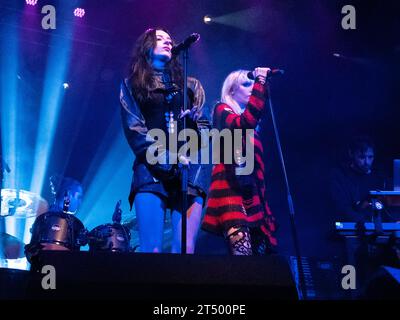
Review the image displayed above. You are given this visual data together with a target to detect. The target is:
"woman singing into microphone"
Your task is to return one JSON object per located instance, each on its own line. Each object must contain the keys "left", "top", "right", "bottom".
{"left": 120, "top": 28, "right": 210, "bottom": 254}
{"left": 202, "top": 68, "right": 277, "bottom": 255}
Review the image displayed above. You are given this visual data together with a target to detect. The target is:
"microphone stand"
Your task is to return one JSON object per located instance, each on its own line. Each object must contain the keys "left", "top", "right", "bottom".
{"left": 171, "top": 33, "right": 200, "bottom": 254}
{"left": 266, "top": 80, "right": 307, "bottom": 300}
{"left": 180, "top": 47, "right": 189, "bottom": 254}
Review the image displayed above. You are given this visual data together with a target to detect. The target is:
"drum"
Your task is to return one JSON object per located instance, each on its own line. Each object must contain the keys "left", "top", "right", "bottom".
{"left": 28, "top": 211, "right": 87, "bottom": 252}
{"left": 88, "top": 223, "right": 131, "bottom": 252}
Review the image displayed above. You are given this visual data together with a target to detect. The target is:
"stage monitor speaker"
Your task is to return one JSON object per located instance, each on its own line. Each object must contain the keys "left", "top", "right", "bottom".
{"left": 27, "top": 251, "right": 298, "bottom": 300}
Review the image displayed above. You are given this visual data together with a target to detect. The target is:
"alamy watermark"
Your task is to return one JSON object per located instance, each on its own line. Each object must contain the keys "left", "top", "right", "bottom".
{"left": 341, "top": 5, "right": 356, "bottom": 30}
{"left": 41, "top": 264, "right": 56, "bottom": 290}
{"left": 341, "top": 265, "right": 356, "bottom": 290}
{"left": 41, "top": 5, "right": 56, "bottom": 30}
{"left": 145, "top": 123, "right": 255, "bottom": 175}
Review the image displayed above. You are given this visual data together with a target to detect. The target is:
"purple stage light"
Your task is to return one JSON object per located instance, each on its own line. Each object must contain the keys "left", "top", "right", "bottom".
{"left": 74, "top": 8, "right": 85, "bottom": 18}
{"left": 25, "top": 0, "right": 38, "bottom": 5}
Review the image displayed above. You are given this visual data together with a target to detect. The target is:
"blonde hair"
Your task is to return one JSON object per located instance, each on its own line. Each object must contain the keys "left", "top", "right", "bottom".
{"left": 220, "top": 69, "right": 251, "bottom": 115}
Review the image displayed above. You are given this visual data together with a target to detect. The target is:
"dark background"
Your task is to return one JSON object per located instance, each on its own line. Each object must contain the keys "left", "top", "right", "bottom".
{"left": 1, "top": 0, "right": 399, "bottom": 260}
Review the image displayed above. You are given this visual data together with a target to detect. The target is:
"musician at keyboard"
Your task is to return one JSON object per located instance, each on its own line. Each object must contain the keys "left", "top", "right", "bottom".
{"left": 329, "top": 136, "right": 390, "bottom": 224}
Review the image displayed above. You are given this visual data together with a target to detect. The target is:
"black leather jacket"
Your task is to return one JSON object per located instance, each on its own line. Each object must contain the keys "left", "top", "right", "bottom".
{"left": 120, "top": 78, "right": 212, "bottom": 208}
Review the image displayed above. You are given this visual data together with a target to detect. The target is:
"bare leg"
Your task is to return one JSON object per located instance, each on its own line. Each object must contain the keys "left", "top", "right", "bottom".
{"left": 171, "top": 196, "right": 203, "bottom": 254}
{"left": 134, "top": 192, "right": 166, "bottom": 253}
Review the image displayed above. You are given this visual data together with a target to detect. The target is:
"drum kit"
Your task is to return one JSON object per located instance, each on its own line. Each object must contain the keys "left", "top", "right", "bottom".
{"left": 1, "top": 165, "right": 134, "bottom": 265}
{"left": 86, "top": 200, "right": 132, "bottom": 252}
{"left": 24, "top": 197, "right": 133, "bottom": 263}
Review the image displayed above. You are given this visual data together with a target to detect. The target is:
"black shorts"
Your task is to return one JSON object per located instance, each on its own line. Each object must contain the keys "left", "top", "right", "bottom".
{"left": 133, "top": 181, "right": 204, "bottom": 211}
{"left": 129, "top": 161, "right": 208, "bottom": 211}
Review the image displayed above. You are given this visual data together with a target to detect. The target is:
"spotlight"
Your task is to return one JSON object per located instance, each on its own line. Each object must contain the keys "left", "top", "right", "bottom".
{"left": 25, "top": 0, "right": 38, "bottom": 5}
{"left": 74, "top": 8, "right": 85, "bottom": 18}
{"left": 203, "top": 15, "right": 212, "bottom": 24}
{"left": 63, "top": 83, "right": 69, "bottom": 89}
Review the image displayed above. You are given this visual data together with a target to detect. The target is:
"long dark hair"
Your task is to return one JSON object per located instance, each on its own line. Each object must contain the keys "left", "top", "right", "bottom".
{"left": 128, "top": 28, "right": 183, "bottom": 102}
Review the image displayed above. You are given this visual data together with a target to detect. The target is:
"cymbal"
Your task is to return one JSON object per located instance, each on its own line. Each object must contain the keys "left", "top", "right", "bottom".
{"left": 1, "top": 188, "right": 48, "bottom": 218}
{"left": 0, "top": 232, "right": 24, "bottom": 259}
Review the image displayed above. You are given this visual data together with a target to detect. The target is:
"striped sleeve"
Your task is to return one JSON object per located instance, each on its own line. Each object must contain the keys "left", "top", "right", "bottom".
{"left": 213, "top": 80, "right": 267, "bottom": 130}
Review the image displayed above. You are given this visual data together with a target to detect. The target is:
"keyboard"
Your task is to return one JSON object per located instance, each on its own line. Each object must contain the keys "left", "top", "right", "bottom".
{"left": 335, "top": 222, "right": 400, "bottom": 237}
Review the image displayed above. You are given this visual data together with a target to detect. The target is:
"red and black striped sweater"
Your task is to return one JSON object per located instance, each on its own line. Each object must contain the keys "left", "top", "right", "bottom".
{"left": 202, "top": 78, "right": 277, "bottom": 246}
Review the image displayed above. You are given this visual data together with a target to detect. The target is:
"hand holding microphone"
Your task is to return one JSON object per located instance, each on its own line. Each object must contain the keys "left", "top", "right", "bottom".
{"left": 252, "top": 67, "right": 270, "bottom": 84}
{"left": 247, "top": 67, "right": 285, "bottom": 83}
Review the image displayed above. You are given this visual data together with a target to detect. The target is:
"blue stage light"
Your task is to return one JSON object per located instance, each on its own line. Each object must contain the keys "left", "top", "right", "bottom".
{"left": 30, "top": 23, "right": 74, "bottom": 196}
{"left": 1, "top": 26, "right": 19, "bottom": 190}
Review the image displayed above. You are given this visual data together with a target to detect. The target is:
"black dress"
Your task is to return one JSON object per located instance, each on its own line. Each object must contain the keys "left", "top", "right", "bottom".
{"left": 120, "top": 71, "right": 211, "bottom": 211}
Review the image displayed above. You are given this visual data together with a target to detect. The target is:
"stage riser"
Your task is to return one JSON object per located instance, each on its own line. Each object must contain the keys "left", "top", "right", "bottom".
{"left": 25, "top": 252, "right": 298, "bottom": 300}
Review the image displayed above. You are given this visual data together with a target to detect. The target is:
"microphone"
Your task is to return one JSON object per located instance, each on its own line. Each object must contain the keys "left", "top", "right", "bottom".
{"left": 171, "top": 33, "right": 200, "bottom": 55}
{"left": 247, "top": 68, "right": 285, "bottom": 80}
